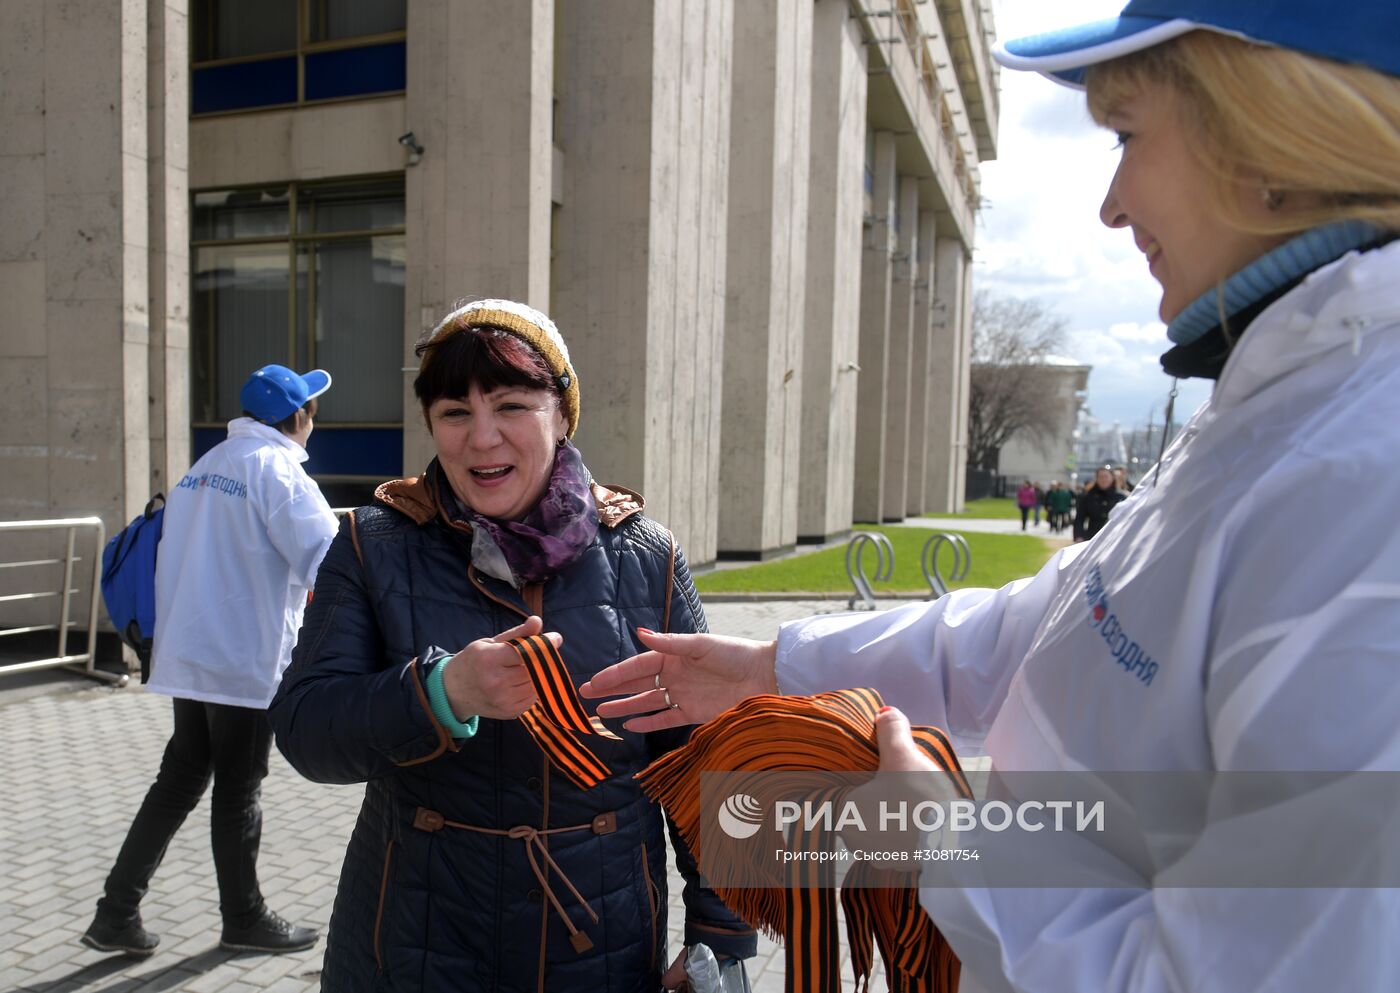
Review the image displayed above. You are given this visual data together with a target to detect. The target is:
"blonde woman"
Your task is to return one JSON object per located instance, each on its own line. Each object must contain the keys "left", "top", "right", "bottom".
{"left": 583, "top": 3, "right": 1400, "bottom": 990}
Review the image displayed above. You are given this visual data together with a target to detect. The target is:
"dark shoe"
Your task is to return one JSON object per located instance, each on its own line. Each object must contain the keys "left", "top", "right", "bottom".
{"left": 80, "top": 916, "right": 159, "bottom": 958}
{"left": 220, "top": 909, "right": 319, "bottom": 954}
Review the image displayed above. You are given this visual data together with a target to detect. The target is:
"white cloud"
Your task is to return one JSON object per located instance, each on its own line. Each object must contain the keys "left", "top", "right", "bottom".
{"left": 1108, "top": 321, "right": 1169, "bottom": 343}
{"left": 1063, "top": 325, "right": 1212, "bottom": 427}
{"left": 975, "top": 0, "right": 1212, "bottom": 427}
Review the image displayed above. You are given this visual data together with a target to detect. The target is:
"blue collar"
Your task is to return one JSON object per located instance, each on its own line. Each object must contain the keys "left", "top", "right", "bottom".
{"left": 1167, "top": 220, "right": 1385, "bottom": 346}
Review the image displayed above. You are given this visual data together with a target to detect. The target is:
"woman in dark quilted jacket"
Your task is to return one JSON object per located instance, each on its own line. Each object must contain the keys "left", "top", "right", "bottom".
{"left": 269, "top": 299, "right": 755, "bottom": 992}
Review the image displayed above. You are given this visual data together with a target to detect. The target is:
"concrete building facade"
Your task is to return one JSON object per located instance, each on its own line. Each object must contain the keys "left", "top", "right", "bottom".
{"left": 997, "top": 359, "right": 1092, "bottom": 486}
{"left": 0, "top": 0, "right": 997, "bottom": 590}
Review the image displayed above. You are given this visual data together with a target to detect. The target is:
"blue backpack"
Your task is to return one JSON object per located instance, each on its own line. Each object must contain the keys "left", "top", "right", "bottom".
{"left": 100, "top": 494, "right": 164, "bottom": 682}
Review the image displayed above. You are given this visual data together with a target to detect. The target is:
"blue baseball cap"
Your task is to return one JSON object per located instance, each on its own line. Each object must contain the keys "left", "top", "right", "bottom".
{"left": 994, "top": 1, "right": 1400, "bottom": 88}
{"left": 239, "top": 364, "right": 331, "bottom": 425}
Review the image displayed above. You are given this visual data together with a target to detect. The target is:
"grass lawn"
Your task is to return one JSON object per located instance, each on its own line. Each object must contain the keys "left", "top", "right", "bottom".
{"left": 927, "top": 497, "right": 1022, "bottom": 519}
{"left": 694, "top": 525, "right": 1057, "bottom": 595}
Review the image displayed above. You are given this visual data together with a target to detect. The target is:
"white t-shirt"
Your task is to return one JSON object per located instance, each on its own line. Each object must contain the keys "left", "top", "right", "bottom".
{"left": 146, "top": 418, "right": 338, "bottom": 709}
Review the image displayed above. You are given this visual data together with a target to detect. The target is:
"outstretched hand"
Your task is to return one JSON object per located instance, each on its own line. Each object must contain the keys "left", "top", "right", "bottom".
{"left": 442, "top": 615, "right": 556, "bottom": 720}
{"left": 578, "top": 629, "right": 780, "bottom": 732}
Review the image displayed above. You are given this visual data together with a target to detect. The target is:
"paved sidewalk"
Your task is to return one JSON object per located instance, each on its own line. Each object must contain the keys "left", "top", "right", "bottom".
{"left": 0, "top": 599, "right": 899, "bottom": 993}
{"left": 904, "top": 515, "right": 1067, "bottom": 537}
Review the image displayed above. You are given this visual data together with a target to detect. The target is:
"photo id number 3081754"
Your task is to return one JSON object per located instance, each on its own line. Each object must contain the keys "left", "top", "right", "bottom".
{"left": 913, "top": 849, "right": 981, "bottom": 861}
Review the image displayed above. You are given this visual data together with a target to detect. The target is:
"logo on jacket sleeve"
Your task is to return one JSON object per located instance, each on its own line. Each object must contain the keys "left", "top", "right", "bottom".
{"left": 1083, "top": 565, "right": 1157, "bottom": 686}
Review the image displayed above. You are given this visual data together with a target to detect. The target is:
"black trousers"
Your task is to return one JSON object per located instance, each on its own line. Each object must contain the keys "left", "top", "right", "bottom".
{"left": 97, "top": 697, "right": 272, "bottom": 927}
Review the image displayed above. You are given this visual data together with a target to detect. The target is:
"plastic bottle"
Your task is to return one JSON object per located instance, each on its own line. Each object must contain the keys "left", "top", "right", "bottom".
{"left": 683, "top": 943, "right": 723, "bottom": 993}
{"left": 682, "top": 943, "right": 752, "bottom": 993}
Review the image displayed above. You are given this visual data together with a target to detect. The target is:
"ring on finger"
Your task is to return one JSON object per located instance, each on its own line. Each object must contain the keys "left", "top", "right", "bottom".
{"left": 654, "top": 672, "right": 662, "bottom": 691}
{"left": 663, "top": 688, "right": 678, "bottom": 710}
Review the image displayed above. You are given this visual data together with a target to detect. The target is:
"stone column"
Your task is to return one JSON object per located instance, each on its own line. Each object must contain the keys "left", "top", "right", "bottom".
{"left": 924, "top": 235, "right": 968, "bottom": 513}
{"left": 851, "top": 130, "right": 897, "bottom": 523}
{"left": 148, "top": 0, "right": 190, "bottom": 495}
{"left": 953, "top": 254, "right": 974, "bottom": 510}
{"left": 403, "top": 0, "right": 555, "bottom": 474}
{"left": 0, "top": 0, "right": 175, "bottom": 623}
{"left": 12, "top": 0, "right": 150, "bottom": 523}
{"left": 551, "top": 0, "right": 734, "bottom": 564}
{"left": 797, "top": 0, "right": 866, "bottom": 544}
{"left": 717, "top": 0, "right": 812, "bottom": 559}
{"left": 880, "top": 175, "right": 919, "bottom": 522}
{"left": 906, "top": 208, "right": 936, "bottom": 517}
{"left": 0, "top": 0, "right": 56, "bottom": 535}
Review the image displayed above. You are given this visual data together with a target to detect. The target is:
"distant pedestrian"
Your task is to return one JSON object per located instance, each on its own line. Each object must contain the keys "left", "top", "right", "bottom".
{"left": 81, "top": 365, "right": 338, "bottom": 959}
{"left": 1048, "top": 480, "right": 1074, "bottom": 533}
{"left": 1033, "top": 482, "right": 1046, "bottom": 526}
{"left": 1114, "top": 466, "right": 1135, "bottom": 493}
{"left": 1016, "top": 480, "right": 1038, "bottom": 530}
{"left": 1073, "top": 465, "right": 1127, "bottom": 542}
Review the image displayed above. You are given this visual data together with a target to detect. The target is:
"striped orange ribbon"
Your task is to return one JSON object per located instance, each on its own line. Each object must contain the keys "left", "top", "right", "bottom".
{"left": 507, "top": 634, "right": 621, "bottom": 789}
{"left": 637, "top": 688, "right": 970, "bottom": 993}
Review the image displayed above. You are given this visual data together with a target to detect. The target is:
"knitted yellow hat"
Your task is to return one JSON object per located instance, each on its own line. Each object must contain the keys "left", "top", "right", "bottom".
{"left": 424, "top": 299, "right": 580, "bottom": 437}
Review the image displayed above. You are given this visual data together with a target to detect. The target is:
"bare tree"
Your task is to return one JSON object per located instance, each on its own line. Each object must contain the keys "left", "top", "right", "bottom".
{"left": 967, "top": 290, "right": 1068, "bottom": 473}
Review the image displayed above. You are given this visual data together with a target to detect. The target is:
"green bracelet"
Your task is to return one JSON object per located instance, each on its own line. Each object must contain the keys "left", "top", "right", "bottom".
{"left": 425, "top": 656, "right": 480, "bottom": 740}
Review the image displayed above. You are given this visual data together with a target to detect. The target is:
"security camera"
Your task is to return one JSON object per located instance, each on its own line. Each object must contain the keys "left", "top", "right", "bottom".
{"left": 397, "top": 131, "right": 424, "bottom": 165}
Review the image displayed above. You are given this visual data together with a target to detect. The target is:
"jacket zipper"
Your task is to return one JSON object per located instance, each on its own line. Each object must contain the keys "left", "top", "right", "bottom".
{"left": 467, "top": 565, "right": 529, "bottom": 620}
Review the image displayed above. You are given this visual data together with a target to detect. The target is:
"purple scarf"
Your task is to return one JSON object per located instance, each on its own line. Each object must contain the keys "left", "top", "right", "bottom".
{"left": 447, "top": 441, "right": 599, "bottom": 587}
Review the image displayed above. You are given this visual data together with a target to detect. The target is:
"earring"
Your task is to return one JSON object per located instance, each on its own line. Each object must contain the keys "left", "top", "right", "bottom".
{"left": 1260, "top": 187, "right": 1284, "bottom": 211}
{"left": 556, "top": 437, "right": 566, "bottom": 448}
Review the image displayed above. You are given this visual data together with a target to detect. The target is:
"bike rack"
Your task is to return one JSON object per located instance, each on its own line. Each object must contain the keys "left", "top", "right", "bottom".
{"left": 845, "top": 532, "right": 894, "bottom": 610}
{"left": 0, "top": 516, "right": 122, "bottom": 684}
{"left": 921, "top": 531, "right": 970, "bottom": 598}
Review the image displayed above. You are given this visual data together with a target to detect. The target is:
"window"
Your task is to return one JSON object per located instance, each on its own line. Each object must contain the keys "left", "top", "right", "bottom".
{"left": 191, "top": 177, "right": 406, "bottom": 486}
{"left": 191, "top": 0, "right": 407, "bottom": 115}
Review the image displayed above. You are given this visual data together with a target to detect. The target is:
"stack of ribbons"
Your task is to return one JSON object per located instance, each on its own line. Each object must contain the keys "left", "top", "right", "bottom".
{"left": 506, "top": 633, "right": 622, "bottom": 789}
{"left": 637, "top": 688, "right": 972, "bottom": 993}
{"left": 500, "top": 637, "right": 969, "bottom": 991}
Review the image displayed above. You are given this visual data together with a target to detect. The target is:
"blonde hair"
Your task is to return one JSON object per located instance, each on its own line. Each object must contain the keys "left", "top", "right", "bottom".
{"left": 1086, "top": 31, "right": 1400, "bottom": 236}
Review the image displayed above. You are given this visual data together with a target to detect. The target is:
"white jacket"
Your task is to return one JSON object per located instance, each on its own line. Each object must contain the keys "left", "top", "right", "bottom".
{"left": 777, "top": 240, "right": 1400, "bottom": 992}
{"left": 147, "top": 418, "right": 338, "bottom": 709}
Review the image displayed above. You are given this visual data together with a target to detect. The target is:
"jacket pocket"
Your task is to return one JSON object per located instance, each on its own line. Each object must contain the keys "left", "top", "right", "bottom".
{"left": 373, "top": 839, "right": 395, "bottom": 972}
{"left": 640, "top": 842, "right": 660, "bottom": 972}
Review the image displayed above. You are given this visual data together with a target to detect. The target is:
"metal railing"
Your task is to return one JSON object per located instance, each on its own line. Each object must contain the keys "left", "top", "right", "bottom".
{"left": 0, "top": 517, "right": 124, "bottom": 684}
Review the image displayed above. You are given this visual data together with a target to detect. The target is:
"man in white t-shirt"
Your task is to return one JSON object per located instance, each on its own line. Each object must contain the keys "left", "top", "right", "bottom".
{"left": 81, "top": 365, "right": 339, "bottom": 958}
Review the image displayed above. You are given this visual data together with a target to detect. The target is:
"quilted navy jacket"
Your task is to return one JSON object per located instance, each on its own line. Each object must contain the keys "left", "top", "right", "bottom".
{"left": 269, "top": 464, "right": 755, "bottom": 993}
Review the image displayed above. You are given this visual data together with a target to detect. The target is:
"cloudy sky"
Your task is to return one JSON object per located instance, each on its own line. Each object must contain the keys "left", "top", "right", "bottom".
{"left": 976, "top": 0, "right": 1212, "bottom": 428}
